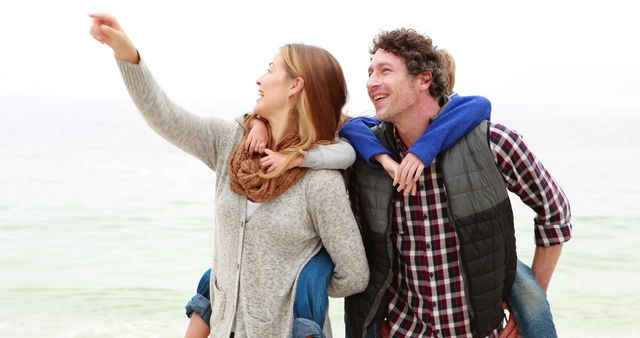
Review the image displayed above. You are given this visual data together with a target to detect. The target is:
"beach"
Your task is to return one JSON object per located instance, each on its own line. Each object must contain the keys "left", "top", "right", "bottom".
{"left": 1, "top": 96, "right": 639, "bottom": 337}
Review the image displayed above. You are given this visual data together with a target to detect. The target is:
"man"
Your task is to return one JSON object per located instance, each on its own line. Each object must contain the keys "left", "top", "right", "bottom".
{"left": 340, "top": 28, "right": 572, "bottom": 338}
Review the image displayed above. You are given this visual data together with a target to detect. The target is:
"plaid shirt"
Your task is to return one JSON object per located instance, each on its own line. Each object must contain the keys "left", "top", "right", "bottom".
{"left": 386, "top": 123, "right": 572, "bottom": 337}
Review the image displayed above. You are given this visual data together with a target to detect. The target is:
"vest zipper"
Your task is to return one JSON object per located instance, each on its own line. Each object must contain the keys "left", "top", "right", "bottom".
{"left": 441, "top": 182, "right": 477, "bottom": 336}
{"left": 362, "top": 194, "right": 395, "bottom": 335}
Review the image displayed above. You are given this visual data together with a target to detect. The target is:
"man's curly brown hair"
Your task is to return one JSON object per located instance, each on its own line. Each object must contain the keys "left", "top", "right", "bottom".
{"left": 371, "top": 28, "right": 447, "bottom": 102}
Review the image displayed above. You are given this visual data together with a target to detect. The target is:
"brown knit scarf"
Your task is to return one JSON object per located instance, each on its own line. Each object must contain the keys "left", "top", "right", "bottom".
{"left": 229, "top": 132, "right": 308, "bottom": 202}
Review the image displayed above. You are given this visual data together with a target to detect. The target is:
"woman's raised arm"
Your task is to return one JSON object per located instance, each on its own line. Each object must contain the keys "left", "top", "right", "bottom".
{"left": 90, "top": 13, "right": 238, "bottom": 170}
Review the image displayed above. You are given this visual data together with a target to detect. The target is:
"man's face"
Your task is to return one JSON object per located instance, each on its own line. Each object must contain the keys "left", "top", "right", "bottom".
{"left": 367, "top": 49, "right": 420, "bottom": 123}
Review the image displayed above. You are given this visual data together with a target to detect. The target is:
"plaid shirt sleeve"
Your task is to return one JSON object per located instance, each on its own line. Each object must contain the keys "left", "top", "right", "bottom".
{"left": 489, "top": 123, "right": 572, "bottom": 246}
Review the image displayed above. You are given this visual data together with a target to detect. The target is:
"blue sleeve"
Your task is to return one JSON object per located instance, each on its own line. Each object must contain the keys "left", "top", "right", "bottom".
{"left": 338, "top": 116, "right": 391, "bottom": 167}
{"left": 407, "top": 94, "right": 492, "bottom": 165}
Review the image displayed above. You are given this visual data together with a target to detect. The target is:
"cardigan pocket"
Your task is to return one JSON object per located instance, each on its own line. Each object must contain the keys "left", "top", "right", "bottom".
{"left": 210, "top": 277, "right": 227, "bottom": 324}
{"left": 245, "top": 308, "right": 277, "bottom": 337}
{"left": 246, "top": 295, "right": 279, "bottom": 324}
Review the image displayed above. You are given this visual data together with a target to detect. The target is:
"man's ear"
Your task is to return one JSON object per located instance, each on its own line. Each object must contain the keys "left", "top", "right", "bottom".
{"left": 288, "top": 77, "right": 305, "bottom": 96}
{"left": 417, "top": 71, "right": 432, "bottom": 91}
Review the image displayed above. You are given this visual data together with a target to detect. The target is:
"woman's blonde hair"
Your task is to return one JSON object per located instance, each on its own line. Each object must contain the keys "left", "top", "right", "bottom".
{"left": 256, "top": 43, "right": 348, "bottom": 178}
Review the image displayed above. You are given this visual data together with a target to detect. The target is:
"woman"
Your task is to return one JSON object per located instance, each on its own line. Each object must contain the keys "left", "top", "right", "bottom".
{"left": 89, "top": 13, "right": 369, "bottom": 338}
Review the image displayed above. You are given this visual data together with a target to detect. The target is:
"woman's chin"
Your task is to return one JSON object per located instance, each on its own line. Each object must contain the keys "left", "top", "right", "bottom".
{"left": 252, "top": 107, "right": 270, "bottom": 118}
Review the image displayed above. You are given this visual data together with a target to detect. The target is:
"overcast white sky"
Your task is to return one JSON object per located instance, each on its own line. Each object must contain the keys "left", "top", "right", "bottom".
{"left": 1, "top": 0, "right": 638, "bottom": 114}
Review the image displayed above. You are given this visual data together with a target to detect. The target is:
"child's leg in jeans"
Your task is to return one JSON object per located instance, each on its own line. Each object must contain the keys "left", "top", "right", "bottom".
{"left": 184, "top": 268, "right": 212, "bottom": 338}
{"left": 184, "top": 249, "right": 334, "bottom": 338}
{"left": 508, "top": 260, "right": 558, "bottom": 338}
{"left": 293, "top": 248, "right": 335, "bottom": 338}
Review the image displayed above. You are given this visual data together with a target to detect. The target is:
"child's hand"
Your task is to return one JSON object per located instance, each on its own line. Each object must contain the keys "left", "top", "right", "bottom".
{"left": 260, "top": 150, "right": 304, "bottom": 173}
{"left": 394, "top": 153, "right": 425, "bottom": 196}
{"left": 374, "top": 153, "right": 423, "bottom": 196}
{"left": 244, "top": 118, "right": 269, "bottom": 157}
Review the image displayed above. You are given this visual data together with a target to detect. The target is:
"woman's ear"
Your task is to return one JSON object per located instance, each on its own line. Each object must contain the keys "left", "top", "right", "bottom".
{"left": 288, "top": 77, "right": 305, "bottom": 97}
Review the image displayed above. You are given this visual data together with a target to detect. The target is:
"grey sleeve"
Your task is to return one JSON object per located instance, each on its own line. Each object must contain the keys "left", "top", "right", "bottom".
{"left": 301, "top": 138, "right": 356, "bottom": 170}
{"left": 117, "top": 57, "right": 237, "bottom": 170}
{"left": 306, "top": 170, "right": 369, "bottom": 298}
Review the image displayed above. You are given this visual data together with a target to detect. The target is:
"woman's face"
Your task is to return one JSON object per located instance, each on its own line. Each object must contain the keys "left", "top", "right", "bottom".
{"left": 253, "top": 53, "right": 295, "bottom": 117}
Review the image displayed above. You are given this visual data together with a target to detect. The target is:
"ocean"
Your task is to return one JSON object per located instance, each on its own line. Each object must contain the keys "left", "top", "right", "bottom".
{"left": 1, "top": 96, "right": 639, "bottom": 337}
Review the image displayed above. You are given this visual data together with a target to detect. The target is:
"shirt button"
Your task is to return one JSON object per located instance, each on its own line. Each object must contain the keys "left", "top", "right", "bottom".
{"left": 429, "top": 272, "right": 434, "bottom": 278}
{"left": 432, "top": 301, "right": 437, "bottom": 308}
{"left": 426, "top": 243, "right": 431, "bottom": 249}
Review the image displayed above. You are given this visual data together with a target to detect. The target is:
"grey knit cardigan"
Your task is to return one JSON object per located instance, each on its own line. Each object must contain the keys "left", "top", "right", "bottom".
{"left": 117, "top": 58, "right": 369, "bottom": 338}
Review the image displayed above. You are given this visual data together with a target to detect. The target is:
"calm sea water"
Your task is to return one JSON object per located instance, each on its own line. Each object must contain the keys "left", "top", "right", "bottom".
{"left": 1, "top": 97, "right": 639, "bottom": 337}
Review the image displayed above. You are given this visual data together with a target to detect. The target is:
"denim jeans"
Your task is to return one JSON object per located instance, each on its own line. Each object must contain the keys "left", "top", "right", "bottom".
{"left": 509, "top": 260, "right": 557, "bottom": 338}
{"left": 345, "top": 260, "right": 556, "bottom": 338}
{"left": 185, "top": 248, "right": 334, "bottom": 338}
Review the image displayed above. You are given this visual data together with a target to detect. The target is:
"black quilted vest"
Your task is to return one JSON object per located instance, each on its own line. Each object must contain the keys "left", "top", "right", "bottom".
{"left": 345, "top": 120, "right": 517, "bottom": 338}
